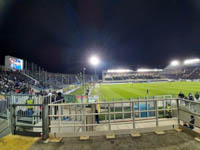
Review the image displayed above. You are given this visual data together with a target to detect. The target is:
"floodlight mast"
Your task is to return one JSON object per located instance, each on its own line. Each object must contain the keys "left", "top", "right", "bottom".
{"left": 170, "top": 60, "right": 180, "bottom": 66}
{"left": 83, "top": 67, "right": 86, "bottom": 93}
{"left": 89, "top": 56, "right": 100, "bottom": 67}
{"left": 89, "top": 55, "right": 100, "bottom": 82}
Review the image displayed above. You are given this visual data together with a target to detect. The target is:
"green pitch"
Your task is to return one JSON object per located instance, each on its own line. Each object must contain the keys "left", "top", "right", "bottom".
{"left": 91, "top": 81, "right": 200, "bottom": 101}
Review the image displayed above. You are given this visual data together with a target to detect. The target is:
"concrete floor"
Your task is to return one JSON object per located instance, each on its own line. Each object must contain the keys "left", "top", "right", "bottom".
{"left": 29, "top": 130, "right": 200, "bottom": 150}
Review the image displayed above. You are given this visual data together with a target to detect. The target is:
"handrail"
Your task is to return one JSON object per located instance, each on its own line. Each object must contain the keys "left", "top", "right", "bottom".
{"left": 48, "top": 98, "right": 178, "bottom": 106}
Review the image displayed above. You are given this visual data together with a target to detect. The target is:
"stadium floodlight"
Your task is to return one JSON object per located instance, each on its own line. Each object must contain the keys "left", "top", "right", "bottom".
{"left": 137, "top": 68, "right": 163, "bottom": 72}
{"left": 170, "top": 60, "right": 180, "bottom": 66}
{"left": 89, "top": 55, "right": 100, "bottom": 76}
{"left": 107, "top": 69, "right": 133, "bottom": 73}
{"left": 184, "top": 58, "right": 200, "bottom": 65}
{"left": 89, "top": 55, "right": 100, "bottom": 66}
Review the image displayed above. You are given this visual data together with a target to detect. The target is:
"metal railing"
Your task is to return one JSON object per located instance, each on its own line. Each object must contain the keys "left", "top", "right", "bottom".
{"left": 7, "top": 98, "right": 200, "bottom": 138}
{"left": 10, "top": 104, "right": 48, "bottom": 139}
{"left": 178, "top": 99, "right": 200, "bottom": 129}
{"left": 0, "top": 100, "right": 8, "bottom": 117}
{"left": 47, "top": 98, "right": 179, "bottom": 135}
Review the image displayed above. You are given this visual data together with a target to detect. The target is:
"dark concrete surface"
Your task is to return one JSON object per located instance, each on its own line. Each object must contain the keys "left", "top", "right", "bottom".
{"left": 29, "top": 130, "right": 200, "bottom": 150}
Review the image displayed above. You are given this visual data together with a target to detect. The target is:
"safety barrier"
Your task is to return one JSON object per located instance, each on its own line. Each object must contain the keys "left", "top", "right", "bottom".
{"left": 4, "top": 94, "right": 36, "bottom": 105}
{"left": 7, "top": 98, "right": 200, "bottom": 139}
{"left": 47, "top": 98, "right": 179, "bottom": 137}
{"left": 178, "top": 99, "right": 200, "bottom": 129}
{"left": 9, "top": 104, "right": 48, "bottom": 139}
{"left": 0, "top": 100, "right": 8, "bottom": 115}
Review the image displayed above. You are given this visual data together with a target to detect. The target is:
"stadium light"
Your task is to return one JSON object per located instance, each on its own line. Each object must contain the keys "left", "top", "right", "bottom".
{"left": 137, "top": 68, "right": 163, "bottom": 72}
{"left": 184, "top": 58, "right": 200, "bottom": 65}
{"left": 89, "top": 55, "right": 100, "bottom": 66}
{"left": 170, "top": 60, "right": 180, "bottom": 66}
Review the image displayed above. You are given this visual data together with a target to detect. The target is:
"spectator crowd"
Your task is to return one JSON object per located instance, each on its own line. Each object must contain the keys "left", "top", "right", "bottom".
{"left": 0, "top": 70, "right": 49, "bottom": 94}
{"left": 178, "top": 91, "right": 200, "bottom": 101}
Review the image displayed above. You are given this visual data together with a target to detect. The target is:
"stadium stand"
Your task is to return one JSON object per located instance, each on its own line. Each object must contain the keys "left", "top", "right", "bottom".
{"left": 0, "top": 69, "right": 36, "bottom": 94}
{"left": 0, "top": 61, "right": 96, "bottom": 95}
{"left": 163, "top": 63, "right": 200, "bottom": 80}
{"left": 103, "top": 60, "right": 200, "bottom": 82}
{"left": 103, "top": 69, "right": 163, "bottom": 82}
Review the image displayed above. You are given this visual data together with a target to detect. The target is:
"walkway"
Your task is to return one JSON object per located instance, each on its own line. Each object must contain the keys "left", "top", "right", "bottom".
{"left": 29, "top": 130, "right": 200, "bottom": 150}
{"left": 0, "top": 134, "right": 39, "bottom": 150}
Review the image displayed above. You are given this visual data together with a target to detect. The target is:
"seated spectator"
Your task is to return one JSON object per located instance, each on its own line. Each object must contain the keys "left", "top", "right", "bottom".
{"left": 189, "top": 115, "right": 195, "bottom": 129}
{"left": 184, "top": 116, "right": 195, "bottom": 130}
{"left": 183, "top": 122, "right": 188, "bottom": 127}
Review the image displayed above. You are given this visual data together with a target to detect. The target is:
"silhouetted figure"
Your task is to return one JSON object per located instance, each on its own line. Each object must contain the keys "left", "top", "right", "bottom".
{"left": 184, "top": 115, "right": 195, "bottom": 130}
{"left": 178, "top": 92, "right": 185, "bottom": 99}
{"left": 189, "top": 115, "right": 195, "bottom": 129}
{"left": 188, "top": 93, "right": 194, "bottom": 101}
{"left": 146, "top": 89, "right": 149, "bottom": 94}
{"left": 195, "top": 92, "right": 200, "bottom": 100}
{"left": 95, "top": 109, "right": 99, "bottom": 124}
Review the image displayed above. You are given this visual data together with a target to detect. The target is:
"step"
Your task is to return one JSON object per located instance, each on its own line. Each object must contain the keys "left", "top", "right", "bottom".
{"left": 155, "top": 131, "right": 165, "bottom": 135}
{"left": 195, "top": 137, "right": 200, "bottom": 143}
{"left": 131, "top": 133, "right": 141, "bottom": 137}
{"left": 175, "top": 128, "right": 182, "bottom": 132}
{"left": 106, "top": 134, "right": 115, "bottom": 139}
{"left": 80, "top": 136, "right": 89, "bottom": 141}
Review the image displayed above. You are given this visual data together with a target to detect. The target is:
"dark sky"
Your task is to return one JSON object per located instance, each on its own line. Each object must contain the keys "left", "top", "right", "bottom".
{"left": 1, "top": 0, "right": 200, "bottom": 73}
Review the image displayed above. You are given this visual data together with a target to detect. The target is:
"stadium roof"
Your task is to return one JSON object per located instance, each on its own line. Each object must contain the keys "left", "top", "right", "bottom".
{"left": 137, "top": 68, "right": 163, "bottom": 72}
{"left": 107, "top": 69, "right": 133, "bottom": 73}
{"left": 184, "top": 58, "right": 200, "bottom": 65}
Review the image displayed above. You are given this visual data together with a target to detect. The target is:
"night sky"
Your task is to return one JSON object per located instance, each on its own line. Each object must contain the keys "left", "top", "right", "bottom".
{"left": 1, "top": 0, "right": 200, "bottom": 74}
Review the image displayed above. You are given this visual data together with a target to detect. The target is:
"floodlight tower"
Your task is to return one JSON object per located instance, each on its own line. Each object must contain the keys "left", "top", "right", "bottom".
{"left": 170, "top": 60, "right": 180, "bottom": 76}
{"left": 83, "top": 67, "right": 86, "bottom": 91}
{"left": 89, "top": 55, "right": 100, "bottom": 75}
{"left": 89, "top": 55, "right": 100, "bottom": 82}
{"left": 170, "top": 60, "right": 180, "bottom": 67}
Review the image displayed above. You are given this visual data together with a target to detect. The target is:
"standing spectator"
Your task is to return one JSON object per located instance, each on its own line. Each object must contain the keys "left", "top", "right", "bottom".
{"left": 146, "top": 89, "right": 149, "bottom": 94}
{"left": 48, "top": 90, "right": 52, "bottom": 96}
{"left": 53, "top": 92, "right": 64, "bottom": 119}
{"left": 26, "top": 95, "right": 34, "bottom": 116}
{"left": 30, "top": 88, "right": 34, "bottom": 95}
{"left": 167, "top": 104, "right": 172, "bottom": 118}
{"left": 95, "top": 109, "right": 100, "bottom": 124}
{"left": 195, "top": 92, "right": 200, "bottom": 101}
{"left": 178, "top": 91, "right": 185, "bottom": 99}
{"left": 56, "top": 92, "right": 64, "bottom": 103}
{"left": 188, "top": 93, "right": 194, "bottom": 101}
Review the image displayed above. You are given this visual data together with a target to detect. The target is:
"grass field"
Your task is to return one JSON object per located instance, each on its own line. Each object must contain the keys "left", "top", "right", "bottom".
{"left": 70, "top": 84, "right": 90, "bottom": 95}
{"left": 91, "top": 81, "right": 200, "bottom": 101}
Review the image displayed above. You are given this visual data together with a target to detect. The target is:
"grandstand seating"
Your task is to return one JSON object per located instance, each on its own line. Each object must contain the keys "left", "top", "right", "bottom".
{"left": 104, "top": 73, "right": 162, "bottom": 81}
{"left": 163, "top": 66, "right": 200, "bottom": 80}
{"left": 0, "top": 70, "right": 50, "bottom": 94}
{"left": 0, "top": 67, "right": 96, "bottom": 94}
{"left": 0, "top": 70, "right": 33, "bottom": 94}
